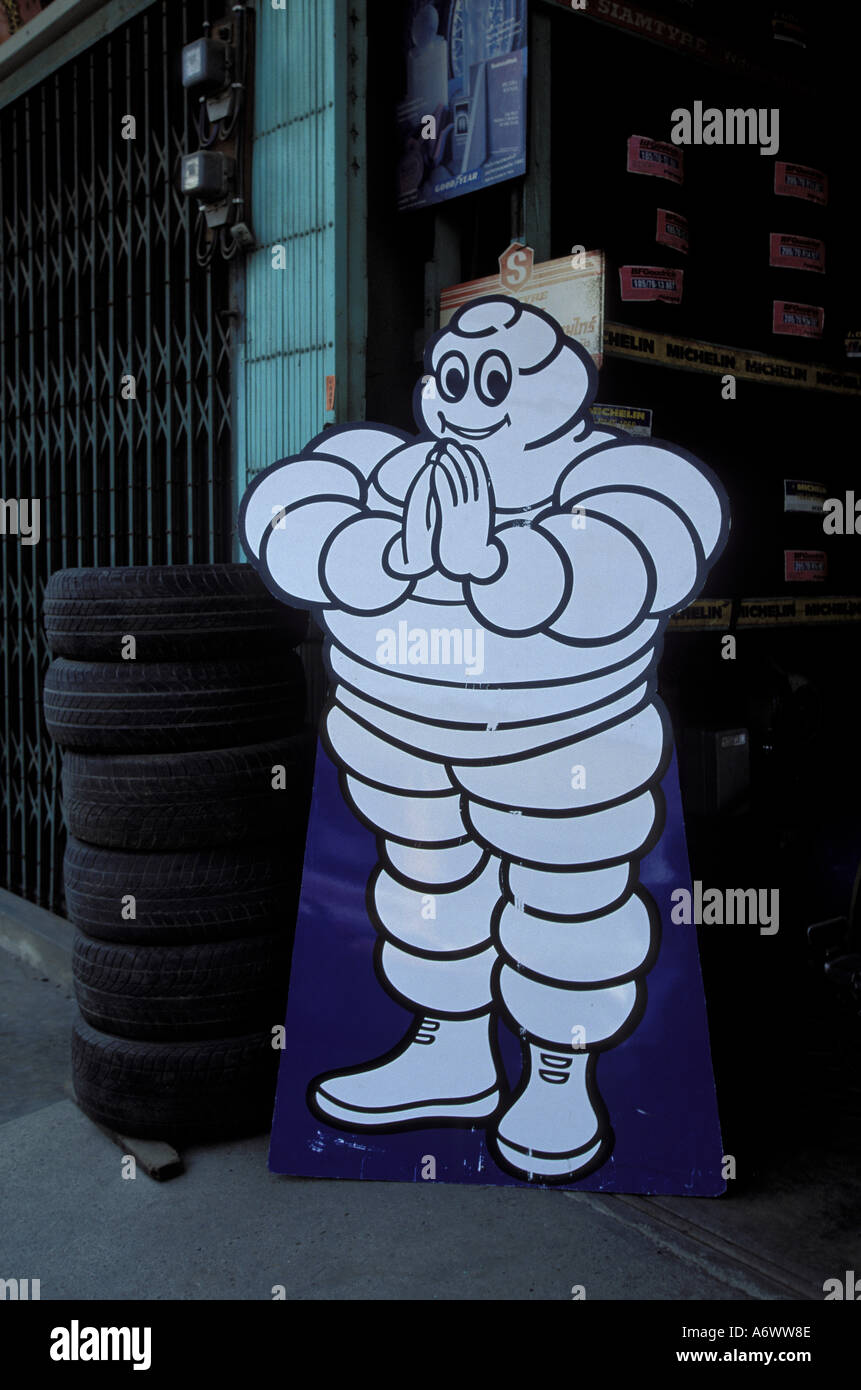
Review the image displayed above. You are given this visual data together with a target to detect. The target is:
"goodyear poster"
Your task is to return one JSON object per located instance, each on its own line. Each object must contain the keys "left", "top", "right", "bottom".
{"left": 397, "top": 0, "right": 528, "bottom": 211}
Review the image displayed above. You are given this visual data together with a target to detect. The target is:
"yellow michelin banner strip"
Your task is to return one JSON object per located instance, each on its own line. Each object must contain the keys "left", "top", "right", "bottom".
{"left": 670, "top": 597, "right": 861, "bottom": 629}
{"left": 604, "top": 323, "right": 861, "bottom": 396}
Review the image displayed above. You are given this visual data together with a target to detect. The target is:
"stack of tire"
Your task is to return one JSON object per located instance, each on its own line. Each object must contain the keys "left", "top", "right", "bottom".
{"left": 43, "top": 565, "right": 313, "bottom": 1145}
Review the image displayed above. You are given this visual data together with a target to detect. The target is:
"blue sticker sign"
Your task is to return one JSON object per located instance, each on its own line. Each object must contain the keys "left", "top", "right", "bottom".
{"left": 396, "top": 0, "right": 528, "bottom": 212}
{"left": 240, "top": 294, "right": 731, "bottom": 1191}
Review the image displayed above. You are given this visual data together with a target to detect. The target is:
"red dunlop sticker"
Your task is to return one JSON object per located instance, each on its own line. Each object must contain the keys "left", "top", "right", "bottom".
{"left": 620, "top": 266, "right": 684, "bottom": 303}
{"left": 785, "top": 550, "right": 827, "bottom": 582}
{"left": 627, "top": 136, "right": 684, "bottom": 184}
{"left": 774, "top": 162, "right": 828, "bottom": 205}
{"left": 773, "top": 301, "right": 824, "bottom": 338}
{"left": 656, "top": 209, "right": 689, "bottom": 253}
{"left": 769, "top": 233, "right": 825, "bottom": 272}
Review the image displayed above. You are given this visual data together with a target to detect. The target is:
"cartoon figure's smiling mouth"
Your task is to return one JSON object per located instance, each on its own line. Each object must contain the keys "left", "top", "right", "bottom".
{"left": 439, "top": 413, "right": 511, "bottom": 441}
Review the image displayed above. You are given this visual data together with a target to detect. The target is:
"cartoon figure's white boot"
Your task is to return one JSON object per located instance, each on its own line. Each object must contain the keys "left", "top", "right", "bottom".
{"left": 490, "top": 959, "right": 635, "bottom": 1182}
{"left": 490, "top": 1044, "right": 610, "bottom": 1181}
{"left": 310, "top": 1013, "right": 501, "bottom": 1129}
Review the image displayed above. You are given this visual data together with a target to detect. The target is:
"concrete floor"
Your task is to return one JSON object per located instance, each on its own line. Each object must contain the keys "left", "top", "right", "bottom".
{"left": 1, "top": 950, "right": 856, "bottom": 1295}
{"left": 1, "top": 946, "right": 857, "bottom": 1300}
{"left": 0, "top": 952, "right": 78, "bottom": 1126}
{"left": 0, "top": 1097, "right": 754, "bottom": 1302}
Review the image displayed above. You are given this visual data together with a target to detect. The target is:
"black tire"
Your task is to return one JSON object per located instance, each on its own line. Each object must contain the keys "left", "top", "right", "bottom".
{"left": 62, "top": 734, "right": 314, "bottom": 850}
{"left": 44, "top": 564, "right": 307, "bottom": 661}
{"left": 71, "top": 1020, "right": 280, "bottom": 1141}
{"left": 44, "top": 656, "right": 305, "bottom": 753}
{"left": 72, "top": 931, "right": 291, "bottom": 1041}
{"left": 63, "top": 837, "right": 303, "bottom": 945}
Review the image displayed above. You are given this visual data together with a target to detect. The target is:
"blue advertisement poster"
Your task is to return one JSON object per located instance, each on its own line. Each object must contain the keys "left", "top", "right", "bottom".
{"left": 396, "top": 0, "right": 528, "bottom": 211}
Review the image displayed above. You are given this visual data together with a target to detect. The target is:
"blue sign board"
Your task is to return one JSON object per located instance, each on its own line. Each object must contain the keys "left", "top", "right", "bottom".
{"left": 268, "top": 744, "right": 726, "bottom": 1192}
{"left": 397, "top": 0, "right": 528, "bottom": 211}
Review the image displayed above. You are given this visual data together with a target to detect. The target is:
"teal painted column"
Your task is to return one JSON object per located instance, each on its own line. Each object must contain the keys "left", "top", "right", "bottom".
{"left": 235, "top": 0, "right": 367, "bottom": 526}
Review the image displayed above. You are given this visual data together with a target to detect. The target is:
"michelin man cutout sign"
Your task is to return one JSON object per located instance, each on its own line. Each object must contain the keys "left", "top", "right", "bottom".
{"left": 240, "top": 295, "right": 730, "bottom": 1189}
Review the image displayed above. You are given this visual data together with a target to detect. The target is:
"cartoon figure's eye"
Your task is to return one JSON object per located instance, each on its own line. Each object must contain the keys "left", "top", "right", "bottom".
{"left": 436, "top": 352, "right": 470, "bottom": 403}
{"left": 475, "top": 351, "right": 511, "bottom": 407}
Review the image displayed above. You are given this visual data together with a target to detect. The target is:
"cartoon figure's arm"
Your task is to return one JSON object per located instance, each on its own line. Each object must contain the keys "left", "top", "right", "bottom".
{"left": 554, "top": 439, "right": 727, "bottom": 616}
{"left": 460, "top": 439, "right": 727, "bottom": 640}
{"left": 240, "top": 433, "right": 423, "bottom": 615}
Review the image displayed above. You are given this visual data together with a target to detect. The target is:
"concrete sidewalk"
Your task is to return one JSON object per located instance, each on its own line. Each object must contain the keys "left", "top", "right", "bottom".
{"left": 0, "top": 930, "right": 852, "bottom": 1301}
{"left": 0, "top": 1093, "right": 787, "bottom": 1302}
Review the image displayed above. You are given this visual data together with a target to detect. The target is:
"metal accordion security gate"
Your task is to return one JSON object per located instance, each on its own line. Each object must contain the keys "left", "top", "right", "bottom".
{"left": 0, "top": 0, "right": 235, "bottom": 913}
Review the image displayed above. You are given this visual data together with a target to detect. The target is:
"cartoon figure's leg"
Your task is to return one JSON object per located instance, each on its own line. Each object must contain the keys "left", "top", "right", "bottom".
{"left": 457, "top": 704, "right": 666, "bottom": 1182}
{"left": 309, "top": 707, "right": 503, "bottom": 1130}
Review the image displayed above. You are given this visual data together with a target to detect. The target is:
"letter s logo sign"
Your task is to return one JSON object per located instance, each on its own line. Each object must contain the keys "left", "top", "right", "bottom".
{"left": 499, "top": 243, "right": 534, "bottom": 290}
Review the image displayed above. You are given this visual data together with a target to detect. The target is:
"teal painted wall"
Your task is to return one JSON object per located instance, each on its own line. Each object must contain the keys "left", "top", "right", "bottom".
{"left": 236, "top": 0, "right": 339, "bottom": 495}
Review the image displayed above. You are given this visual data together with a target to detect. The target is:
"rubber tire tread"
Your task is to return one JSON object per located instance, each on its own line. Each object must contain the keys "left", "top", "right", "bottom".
{"left": 71, "top": 1020, "right": 279, "bottom": 1141}
{"left": 72, "top": 931, "right": 291, "bottom": 1041}
{"left": 44, "top": 655, "right": 305, "bottom": 752}
{"left": 62, "top": 734, "right": 314, "bottom": 850}
{"left": 63, "top": 837, "right": 302, "bottom": 944}
{"left": 44, "top": 564, "right": 307, "bottom": 660}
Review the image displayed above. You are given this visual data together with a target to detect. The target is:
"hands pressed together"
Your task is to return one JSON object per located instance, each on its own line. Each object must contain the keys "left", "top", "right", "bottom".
{"left": 399, "top": 440, "right": 504, "bottom": 583}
